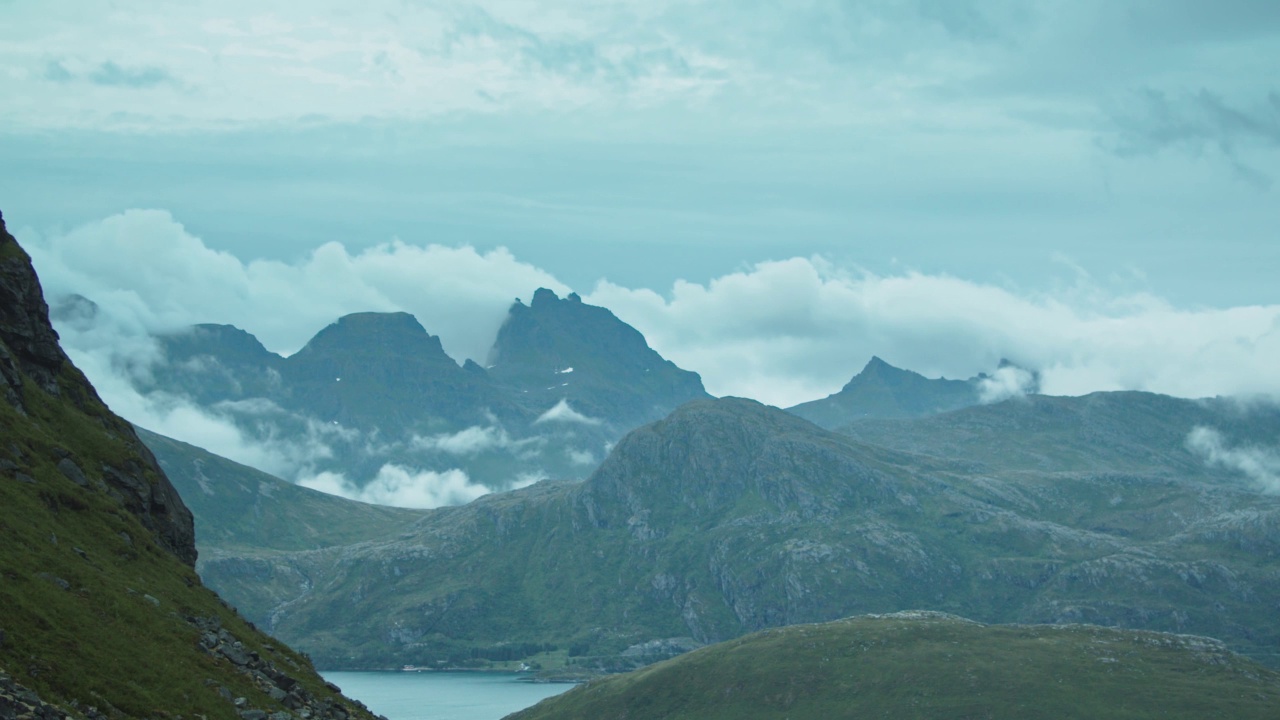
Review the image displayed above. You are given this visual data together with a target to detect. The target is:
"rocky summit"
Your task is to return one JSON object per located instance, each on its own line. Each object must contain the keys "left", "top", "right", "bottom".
{"left": 0, "top": 210, "right": 383, "bottom": 720}
{"left": 487, "top": 288, "right": 709, "bottom": 429}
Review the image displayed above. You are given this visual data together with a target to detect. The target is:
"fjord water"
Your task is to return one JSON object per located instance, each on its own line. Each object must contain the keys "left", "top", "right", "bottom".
{"left": 321, "top": 672, "right": 571, "bottom": 720}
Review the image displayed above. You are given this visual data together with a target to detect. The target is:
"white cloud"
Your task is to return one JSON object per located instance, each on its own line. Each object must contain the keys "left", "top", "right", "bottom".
{"left": 978, "top": 366, "right": 1037, "bottom": 404}
{"left": 22, "top": 209, "right": 1280, "bottom": 498}
{"left": 1186, "top": 427, "right": 1280, "bottom": 494}
{"left": 298, "top": 464, "right": 490, "bottom": 509}
{"left": 566, "top": 448, "right": 596, "bottom": 466}
{"left": 586, "top": 257, "right": 1280, "bottom": 408}
{"left": 411, "top": 425, "right": 513, "bottom": 455}
{"left": 0, "top": 0, "right": 739, "bottom": 131}
{"left": 23, "top": 209, "right": 565, "bottom": 364}
{"left": 534, "top": 399, "right": 602, "bottom": 426}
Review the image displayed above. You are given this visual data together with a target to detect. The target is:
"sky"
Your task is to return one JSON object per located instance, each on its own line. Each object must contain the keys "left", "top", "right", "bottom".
{"left": 3, "top": 1, "right": 1280, "bottom": 482}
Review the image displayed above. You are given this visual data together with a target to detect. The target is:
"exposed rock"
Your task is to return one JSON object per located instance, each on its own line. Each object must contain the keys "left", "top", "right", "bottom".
{"left": 0, "top": 213, "right": 197, "bottom": 567}
{"left": 54, "top": 458, "right": 87, "bottom": 487}
{"left": 0, "top": 673, "right": 73, "bottom": 720}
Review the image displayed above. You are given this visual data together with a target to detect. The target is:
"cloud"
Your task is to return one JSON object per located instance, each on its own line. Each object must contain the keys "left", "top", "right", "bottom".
{"left": 22, "top": 209, "right": 565, "bottom": 364}
{"left": 1103, "top": 88, "right": 1280, "bottom": 187}
{"left": 978, "top": 365, "right": 1037, "bottom": 404}
{"left": 298, "top": 465, "right": 490, "bottom": 509}
{"left": 87, "top": 61, "right": 179, "bottom": 89}
{"left": 586, "top": 256, "right": 1280, "bottom": 408}
{"left": 411, "top": 425, "right": 514, "bottom": 455}
{"left": 1186, "top": 427, "right": 1280, "bottom": 493}
{"left": 534, "top": 399, "right": 602, "bottom": 426}
{"left": 566, "top": 448, "right": 596, "bottom": 466}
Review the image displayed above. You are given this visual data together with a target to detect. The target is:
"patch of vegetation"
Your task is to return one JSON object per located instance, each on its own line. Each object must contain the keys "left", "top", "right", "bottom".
{"left": 508, "top": 613, "right": 1280, "bottom": 720}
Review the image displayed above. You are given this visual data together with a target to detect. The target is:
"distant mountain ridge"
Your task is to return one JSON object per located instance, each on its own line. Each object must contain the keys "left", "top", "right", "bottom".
{"left": 125, "top": 288, "right": 710, "bottom": 493}
{"left": 787, "top": 355, "right": 1037, "bottom": 427}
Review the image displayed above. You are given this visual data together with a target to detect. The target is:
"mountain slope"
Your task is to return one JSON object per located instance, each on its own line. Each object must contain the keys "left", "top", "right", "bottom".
{"left": 137, "top": 426, "right": 423, "bottom": 553}
{"left": 0, "top": 211, "right": 380, "bottom": 720}
{"left": 507, "top": 612, "right": 1280, "bottom": 720}
{"left": 198, "top": 396, "right": 1280, "bottom": 669}
{"left": 838, "top": 390, "right": 1280, "bottom": 477}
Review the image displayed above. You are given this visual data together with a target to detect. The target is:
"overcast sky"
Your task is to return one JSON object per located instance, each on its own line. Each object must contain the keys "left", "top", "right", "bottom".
{"left": 4, "top": 0, "right": 1280, "bottom": 413}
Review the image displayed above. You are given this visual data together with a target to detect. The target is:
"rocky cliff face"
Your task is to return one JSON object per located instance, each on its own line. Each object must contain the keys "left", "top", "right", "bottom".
{"left": 0, "top": 211, "right": 197, "bottom": 567}
{"left": 487, "top": 288, "right": 709, "bottom": 429}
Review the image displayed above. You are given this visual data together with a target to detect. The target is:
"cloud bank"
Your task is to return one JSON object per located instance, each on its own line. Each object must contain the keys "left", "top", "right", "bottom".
{"left": 298, "top": 464, "right": 547, "bottom": 509}
{"left": 1186, "top": 427, "right": 1280, "bottom": 494}
{"left": 586, "top": 257, "right": 1280, "bottom": 407}
{"left": 16, "top": 209, "right": 1280, "bottom": 504}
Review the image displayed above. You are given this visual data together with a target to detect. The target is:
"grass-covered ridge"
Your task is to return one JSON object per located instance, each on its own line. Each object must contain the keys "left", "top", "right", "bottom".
{"left": 508, "top": 612, "right": 1280, "bottom": 720}
{"left": 0, "top": 214, "right": 378, "bottom": 720}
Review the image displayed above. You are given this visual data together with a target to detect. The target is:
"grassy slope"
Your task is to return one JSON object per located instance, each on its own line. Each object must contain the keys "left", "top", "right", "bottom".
{"left": 0, "top": 232, "right": 375, "bottom": 720}
{"left": 198, "top": 399, "right": 1280, "bottom": 671}
{"left": 136, "top": 426, "right": 423, "bottom": 553}
{"left": 509, "top": 613, "right": 1280, "bottom": 720}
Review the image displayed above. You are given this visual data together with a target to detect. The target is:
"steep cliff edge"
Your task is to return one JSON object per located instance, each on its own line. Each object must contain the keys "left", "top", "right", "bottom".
{"left": 0, "top": 210, "right": 382, "bottom": 720}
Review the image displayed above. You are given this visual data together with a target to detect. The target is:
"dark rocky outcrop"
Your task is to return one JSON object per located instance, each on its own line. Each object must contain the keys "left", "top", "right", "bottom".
{"left": 487, "top": 288, "right": 709, "bottom": 429}
{"left": 0, "top": 211, "right": 196, "bottom": 567}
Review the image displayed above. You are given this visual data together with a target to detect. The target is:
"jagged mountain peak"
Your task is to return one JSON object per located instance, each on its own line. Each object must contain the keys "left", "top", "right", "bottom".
{"left": 488, "top": 287, "right": 708, "bottom": 427}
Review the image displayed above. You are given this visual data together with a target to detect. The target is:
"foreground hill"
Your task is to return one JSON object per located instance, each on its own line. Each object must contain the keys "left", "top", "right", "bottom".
{"left": 507, "top": 612, "right": 1280, "bottom": 720}
{"left": 196, "top": 394, "right": 1280, "bottom": 669}
{"left": 0, "top": 212, "right": 380, "bottom": 720}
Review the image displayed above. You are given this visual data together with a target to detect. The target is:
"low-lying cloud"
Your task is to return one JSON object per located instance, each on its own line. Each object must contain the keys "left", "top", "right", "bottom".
{"left": 298, "top": 465, "right": 488, "bottom": 509}
{"left": 586, "top": 257, "right": 1280, "bottom": 407}
{"left": 978, "top": 366, "right": 1038, "bottom": 404}
{"left": 19, "top": 208, "right": 1280, "bottom": 508}
{"left": 298, "top": 464, "right": 547, "bottom": 509}
{"left": 1186, "top": 427, "right": 1280, "bottom": 494}
{"left": 535, "top": 399, "right": 603, "bottom": 426}
{"left": 411, "top": 425, "right": 514, "bottom": 455}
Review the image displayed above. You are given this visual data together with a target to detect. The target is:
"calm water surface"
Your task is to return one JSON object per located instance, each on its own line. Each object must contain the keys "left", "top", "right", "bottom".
{"left": 321, "top": 671, "right": 572, "bottom": 720}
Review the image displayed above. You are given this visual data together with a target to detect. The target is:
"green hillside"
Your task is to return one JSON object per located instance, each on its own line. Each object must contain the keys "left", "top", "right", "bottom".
{"left": 508, "top": 612, "right": 1280, "bottom": 720}
{"left": 195, "top": 396, "right": 1280, "bottom": 670}
{"left": 137, "top": 426, "right": 422, "bottom": 553}
{"left": 0, "top": 211, "right": 379, "bottom": 720}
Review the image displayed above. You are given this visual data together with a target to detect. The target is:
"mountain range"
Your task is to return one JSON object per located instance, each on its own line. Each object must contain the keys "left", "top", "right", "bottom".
{"left": 157, "top": 388, "right": 1280, "bottom": 671}
{"left": 11, "top": 202, "right": 1280, "bottom": 717}
{"left": 95, "top": 286, "right": 711, "bottom": 496}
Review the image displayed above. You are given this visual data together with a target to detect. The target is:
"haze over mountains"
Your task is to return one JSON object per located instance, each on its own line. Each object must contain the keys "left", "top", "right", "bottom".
{"left": 57, "top": 286, "right": 710, "bottom": 507}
